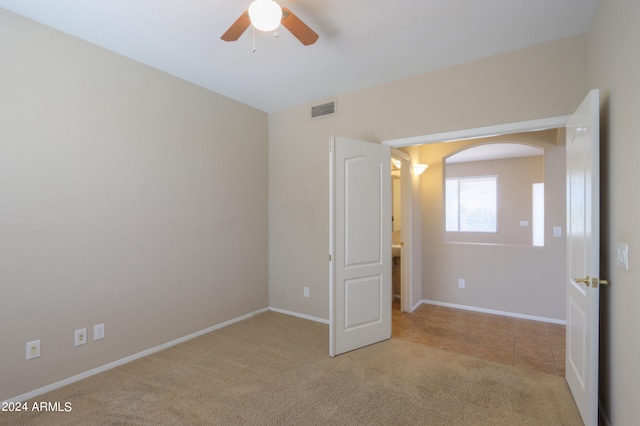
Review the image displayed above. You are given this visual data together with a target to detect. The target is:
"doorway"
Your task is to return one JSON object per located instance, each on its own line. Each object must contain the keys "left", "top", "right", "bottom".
{"left": 391, "top": 149, "right": 414, "bottom": 313}
{"left": 388, "top": 124, "right": 568, "bottom": 376}
{"left": 383, "top": 116, "right": 569, "bottom": 324}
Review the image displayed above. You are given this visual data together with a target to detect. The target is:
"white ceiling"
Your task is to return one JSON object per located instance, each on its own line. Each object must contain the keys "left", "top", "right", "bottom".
{"left": 0, "top": 0, "right": 598, "bottom": 113}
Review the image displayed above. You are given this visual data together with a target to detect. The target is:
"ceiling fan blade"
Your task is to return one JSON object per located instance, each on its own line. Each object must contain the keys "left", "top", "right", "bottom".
{"left": 281, "top": 7, "right": 318, "bottom": 46}
{"left": 221, "top": 10, "right": 250, "bottom": 41}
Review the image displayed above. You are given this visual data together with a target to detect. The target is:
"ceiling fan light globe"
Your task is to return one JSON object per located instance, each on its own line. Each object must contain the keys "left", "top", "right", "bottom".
{"left": 248, "top": 0, "right": 283, "bottom": 32}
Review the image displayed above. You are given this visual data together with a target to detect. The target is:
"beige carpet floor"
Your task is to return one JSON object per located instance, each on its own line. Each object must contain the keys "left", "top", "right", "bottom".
{"left": 1, "top": 311, "right": 582, "bottom": 426}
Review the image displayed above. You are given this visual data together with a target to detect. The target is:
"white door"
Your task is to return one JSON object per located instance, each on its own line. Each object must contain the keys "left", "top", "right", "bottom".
{"left": 329, "top": 136, "right": 392, "bottom": 357}
{"left": 566, "top": 89, "right": 601, "bottom": 426}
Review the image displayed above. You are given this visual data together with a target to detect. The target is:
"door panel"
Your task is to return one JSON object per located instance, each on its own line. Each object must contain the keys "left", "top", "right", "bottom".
{"left": 568, "top": 297, "right": 587, "bottom": 387}
{"left": 330, "top": 137, "right": 391, "bottom": 357}
{"left": 345, "top": 155, "right": 382, "bottom": 266}
{"left": 345, "top": 275, "right": 382, "bottom": 330}
{"left": 566, "top": 89, "right": 600, "bottom": 426}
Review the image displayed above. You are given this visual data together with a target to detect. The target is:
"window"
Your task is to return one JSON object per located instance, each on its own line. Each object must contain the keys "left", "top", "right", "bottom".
{"left": 532, "top": 183, "right": 545, "bottom": 246}
{"left": 446, "top": 176, "right": 497, "bottom": 232}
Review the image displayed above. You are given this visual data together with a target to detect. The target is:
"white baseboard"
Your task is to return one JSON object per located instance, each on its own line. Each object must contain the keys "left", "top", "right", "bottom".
{"left": 268, "top": 307, "right": 329, "bottom": 324}
{"left": 5, "top": 302, "right": 561, "bottom": 404}
{"left": 3, "top": 307, "right": 270, "bottom": 404}
{"left": 420, "top": 299, "right": 566, "bottom": 325}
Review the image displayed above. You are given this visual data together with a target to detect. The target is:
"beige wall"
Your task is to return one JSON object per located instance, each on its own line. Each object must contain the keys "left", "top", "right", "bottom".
{"left": 418, "top": 133, "right": 566, "bottom": 319}
{"left": 588, "top": 0, "right": 640, "bottom": 423}
{"left": 0, "top": 9, "right": 269, "bottom": 401}
{"left": 269, "top": 35, "right": 587, "bottom": 320}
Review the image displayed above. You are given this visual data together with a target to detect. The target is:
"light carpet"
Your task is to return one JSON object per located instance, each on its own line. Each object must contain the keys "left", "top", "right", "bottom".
{"left": 0, "top": 311, "right": 582, "bottom": 425}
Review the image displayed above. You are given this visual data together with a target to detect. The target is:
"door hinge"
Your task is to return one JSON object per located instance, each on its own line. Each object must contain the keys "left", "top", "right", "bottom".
{"left": 329, "top": 254, "right": 332, "bottom": 261}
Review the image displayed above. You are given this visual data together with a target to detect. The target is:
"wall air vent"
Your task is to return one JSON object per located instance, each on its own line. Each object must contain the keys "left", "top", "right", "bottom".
{"left": 311, "top": 100, "right": 336, "bottom": 119}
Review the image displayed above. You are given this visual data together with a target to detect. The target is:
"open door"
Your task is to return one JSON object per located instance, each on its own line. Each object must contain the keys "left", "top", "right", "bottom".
{"left": 566, "top": 89, "right": 602, "bottom": 426}
{"left": 329, "top": 136, "right": 392, "bottom": 357}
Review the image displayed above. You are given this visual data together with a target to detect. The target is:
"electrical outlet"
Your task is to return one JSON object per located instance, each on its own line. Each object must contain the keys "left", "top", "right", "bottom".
{"left": 75, "top": 328, "right": 87, "bottom": 347}
{"left": 26, "top": 340, "right": 40, "bottom": 360}
{"left": 304, "top": 287, "right": 310, "bottom": 297}
{"left": 458, "top": 279, "right": 466, "bottom": 289}
{"left": 94, "top": 323, "right": 105, "bottom": 341}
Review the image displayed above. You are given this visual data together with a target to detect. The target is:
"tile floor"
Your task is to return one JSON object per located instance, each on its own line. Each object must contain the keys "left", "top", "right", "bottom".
{"left": 392, "top": 300, "right": 566, "bottom": 376}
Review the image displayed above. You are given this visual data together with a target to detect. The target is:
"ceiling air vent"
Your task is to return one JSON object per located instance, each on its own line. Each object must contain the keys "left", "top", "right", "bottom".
{"left": 311, "top": 100, "right": 336, "bottom": 119}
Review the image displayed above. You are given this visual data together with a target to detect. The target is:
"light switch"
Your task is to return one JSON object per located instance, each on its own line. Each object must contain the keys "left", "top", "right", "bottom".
{"left": 520, "top": 221, "right": 529, "bottom": 227}
{"left": 617, "top": 243, "right": 629, "bottom": 270}
{"left": 553, "top": 226, "right": 562, "bottom": 237}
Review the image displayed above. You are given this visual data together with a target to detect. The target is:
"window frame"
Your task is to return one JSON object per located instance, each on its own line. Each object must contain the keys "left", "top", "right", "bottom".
{"left": 445, "top": 175, "right": 498, "bottom": 233}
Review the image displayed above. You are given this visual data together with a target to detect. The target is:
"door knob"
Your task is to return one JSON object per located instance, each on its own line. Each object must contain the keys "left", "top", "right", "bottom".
{"left": 574, "top": 276, "right": 609, "bottom": 288}
{"left": 591, "top": 277, "right": 609, "bottom": 288}
{"left": 574, "top": 276, "right": 590, "bottom": 285}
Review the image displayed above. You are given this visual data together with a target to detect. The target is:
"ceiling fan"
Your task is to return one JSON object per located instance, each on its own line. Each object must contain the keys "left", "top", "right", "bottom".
{"left": 221, "top": 0, "right": 319, "bottom": 46}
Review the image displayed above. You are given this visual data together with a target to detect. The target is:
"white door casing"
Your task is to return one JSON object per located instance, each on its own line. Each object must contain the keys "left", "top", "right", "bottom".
{"left": 330, "top": 137, "right": 392, "bottom": 357}
{"left": 565, "top": 89, "right": 600, "bottom": 426}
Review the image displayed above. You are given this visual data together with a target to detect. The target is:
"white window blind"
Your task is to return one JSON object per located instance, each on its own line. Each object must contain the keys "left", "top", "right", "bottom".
{"left": 446, "top": 176, "right": 497, "bottom": 232}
